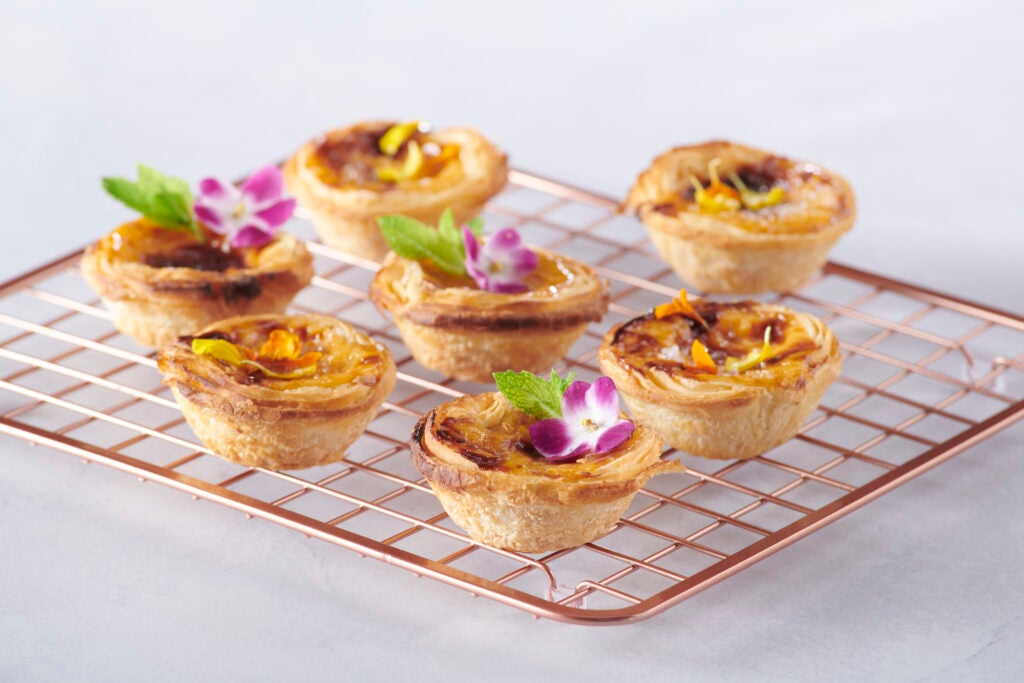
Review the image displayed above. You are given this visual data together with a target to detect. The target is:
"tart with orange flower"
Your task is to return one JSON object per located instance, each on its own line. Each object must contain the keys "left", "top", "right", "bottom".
{"left": 598, "top": 290, "right": 842, "bottom": 460}
{"left": 624, "top": 141, "right": 856, "bottom": 293}
{"left": 411, "top": 370, "right": 683, "bottom": 552}
{"left": 81, "top": 165, "right": 313, "bottom": 348}
{"left": 369, "top": 209, "right": 609, "bottom": 382}
{"left": 284, "top": 120, "right": 508, "bottom": 261}
{"left": 157, "top": 313, "right": 396, "bottom": 470}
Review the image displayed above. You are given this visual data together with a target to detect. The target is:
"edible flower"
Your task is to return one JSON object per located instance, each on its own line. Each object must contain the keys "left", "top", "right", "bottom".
{"left": 193, "top": 165, "right": 296, "bottom": 249}
{"left": 654, "top": 289, "right": 709, "bottom": 328}
{"left": 191, "top": 329, "right": 321, "bottom": 379}
{"left": 462, "top": 226, "right": 538, "bottom": 293}
{"left": 378, "top": 209, "right": 537, "bottom": 292}
{"left": 724, "top": 326, "right": 775, "bottom": 374}
{"left": 690, "top": 158, "right": 741, "bottom": 213}
{"left": 729, "top": 173, "right": 786, "bottom": 210}
{"left": 493, "top": 370, "right": 634, "bottom": 462}
{"left": 689, "top": 339, "right": 718, "bottom": 374}
{"left": 379, "top": 120, "right": 422, "bottom": 156}
{"left": 375, "top": 120, "right": 461, "bottom": 183}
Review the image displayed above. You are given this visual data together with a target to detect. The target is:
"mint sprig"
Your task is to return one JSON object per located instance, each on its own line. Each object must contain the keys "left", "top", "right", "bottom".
{"left": 102, "top": 164, "right": 203, "bottom": 243}
{"left": 493, "top": 369, "right": 574, "bottom": 420}
{"left": 377, "top": 208, "right": 483, "bottom": 275}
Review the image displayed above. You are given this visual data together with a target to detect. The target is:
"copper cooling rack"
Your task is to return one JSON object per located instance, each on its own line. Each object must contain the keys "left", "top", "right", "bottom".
{"left": 2, "top": 170, "right": 1023, "bottom": 625}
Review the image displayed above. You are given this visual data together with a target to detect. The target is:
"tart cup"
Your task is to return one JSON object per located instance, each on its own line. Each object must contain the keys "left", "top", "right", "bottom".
{"left": 598, "top": 300, "right": 842, "bottom": 460}
{"left": 411, "top": 392, "right": 683, "bottom": 553}
{"left": 81, "top": 220, "right": 313, "bottom": 348}
{"left": 624, "top": 140, "right": 856, "bottom": 294}
{"left": 284, "top": 121, "right": 508, "bottom": 261}
{"left": 369, "top": 248, "right": 609, "bottom": 382}
{"left": 157, "top": 314, "right": 396, "bottom": 470}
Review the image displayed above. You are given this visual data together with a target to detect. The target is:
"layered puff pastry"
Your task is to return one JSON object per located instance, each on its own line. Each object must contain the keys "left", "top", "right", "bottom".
{"left": 624, "top": 141, "right": 856, "bottom": 294}
{"left": 369, "top": 248, "right": 609, "bottom": 382}
{"left": 411, "top": 391, "right": 682, "bottom": 553}
{"left": 157, "top": 313, "right": 396, "bottom": 470}
{"left": 284, "top": 121, "right": 508, "bottom": 261}
{"left": 598, "top": 297, "right": 842, "bottom": 460}
{"left": 81, "top": 220, "right": 313, "bottom": 348}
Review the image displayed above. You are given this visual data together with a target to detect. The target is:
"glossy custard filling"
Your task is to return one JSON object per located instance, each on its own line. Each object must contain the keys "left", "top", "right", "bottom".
{"left": 420, "top": 250, "right": 574, "bottom": 295}
{"left": 428, "top": 397, "right": 639, "bottom": 478}
{"left": 650, "top": 157, "right": 845, "bottom": 234}
{"left": 107, "top": 220, "right": 256, "bottom": 271}
{"left": 193, "top": 320, "right": 388, "bottom": 389}
{"left": 610, "top": 302, "right": 821, "bottom": 388}
{"left": 310, "top": 122, "right": 465, "bottom": 191}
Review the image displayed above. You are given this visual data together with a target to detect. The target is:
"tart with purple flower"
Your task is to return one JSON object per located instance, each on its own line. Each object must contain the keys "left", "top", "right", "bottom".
{"left": 284, "top": 120, "right": 508, "bottom": 261}
{"left": 624, "top": 141, "right": 856, "bottom": 293}
{"left": 368, "top": 210, "right": 609, "bottom": 382}
{"left": 157, "top": 313, "right": 396, "bottom": 470}
{"left": 598, "top": 290, "right": 842, "bottom": 460}
{"left": 411, "top": 371, "right": 683, "bottom": 552}
{"left": 81, "top": 165, "right": 313, "bottom": 348}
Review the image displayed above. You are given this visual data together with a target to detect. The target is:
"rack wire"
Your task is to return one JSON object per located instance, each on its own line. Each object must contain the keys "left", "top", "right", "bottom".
{"left": 2, "top": 170, "right": 1023, "bottom": 624}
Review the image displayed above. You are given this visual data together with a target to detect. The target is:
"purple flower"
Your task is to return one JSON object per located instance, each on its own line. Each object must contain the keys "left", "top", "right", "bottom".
{"left": 462, "top": 226, "right": 538, "bottom": 293}
{"left": 528, "top": 377, "right": 635, "bottom": 461}
{"left": 193, "top": 165, "right": 296, "bottom": 249}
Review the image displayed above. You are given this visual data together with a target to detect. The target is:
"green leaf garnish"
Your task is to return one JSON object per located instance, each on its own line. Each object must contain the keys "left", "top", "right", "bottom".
{"left": 377, "top": 207, "right": 469, "bottom": 275}
{"left": 493, "top": 369, "right": 575, "bottom": 420}
{"left": 102, "top": 164, "right": 203, "bottom": 243}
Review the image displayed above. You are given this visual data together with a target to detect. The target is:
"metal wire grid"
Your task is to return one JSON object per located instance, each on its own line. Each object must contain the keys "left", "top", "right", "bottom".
{"left": 1, "top": 170, "right": 1023, "bottom": 625}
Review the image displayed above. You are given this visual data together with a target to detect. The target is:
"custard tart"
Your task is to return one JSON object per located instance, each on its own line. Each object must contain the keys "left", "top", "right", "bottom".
{"left": 369, "top": 246, "right": 609, "bottom": 382}
{"left": 598, "top": 294, "right": 842, "bottom": 460}
{"left": 81, "top": 220, "right": 313, "bottom": 348}
{"left": 284, "top": 120, "right": 508, "bottom": 261}
{"left": 624, "top": 141, "right": 856, "bottom": 293}
{"left": 157, "top": 313, "right": 396, "bottom": 470}
{"left": 411, "top": 391, "right": 682, "bottom": 553}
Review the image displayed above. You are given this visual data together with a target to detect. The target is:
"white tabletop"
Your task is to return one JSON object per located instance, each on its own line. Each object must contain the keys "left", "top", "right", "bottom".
{"left": 2, "top": 1, "right": 1023, "bottom": 680}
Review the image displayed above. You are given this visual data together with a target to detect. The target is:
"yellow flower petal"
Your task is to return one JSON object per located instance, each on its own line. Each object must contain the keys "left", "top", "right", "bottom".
{"left": 724, "top": 326, "right": 774, "bottom": 374}
{"left": 378, "top": 120, "right": 421, "bottom": 156}
{"left": 191, "top": 338, "right": 245, "bottom": 365}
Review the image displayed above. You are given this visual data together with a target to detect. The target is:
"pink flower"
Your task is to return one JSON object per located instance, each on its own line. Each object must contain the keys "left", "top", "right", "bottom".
{"left": 462, "top": 226, "right": 538, "bottom": 293}
{"left": 528, "top": 377, "right": 634, "bottom": 461}
{"left": 193, "top": 165, "right": 296, "bottom": 249}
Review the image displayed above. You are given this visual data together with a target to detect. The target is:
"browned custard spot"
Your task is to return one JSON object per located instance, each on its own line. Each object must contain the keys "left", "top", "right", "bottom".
{"left": 611, "top": 301, "right": 821, "bottom": 388}
{"left": 309, "top": 122, "right": 465, "bottom": 190}
{"left": 108, "top": 221, "right": 259, "bottom": 270}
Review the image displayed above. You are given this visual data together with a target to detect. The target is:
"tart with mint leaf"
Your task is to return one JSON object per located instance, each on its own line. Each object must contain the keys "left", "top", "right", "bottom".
{"left": 624, "top": 141, "right": 856, "bottom": 293}
{"left": 411, "top": 370, "right": 683, "bottom": 552}
{"left": 283, "top": 120, "right": 508, "bottom": 261}
{"left": 157, "top": 313, "right": 396, "bottom": 470}
{"left": 81, "top": 164, "right": 313, "bottom": 348}
{"left": 598, "top": 289, "right": 842, "bottom": 460}
{"left": 368, "top": 209, "right": 609, "bottom": 382}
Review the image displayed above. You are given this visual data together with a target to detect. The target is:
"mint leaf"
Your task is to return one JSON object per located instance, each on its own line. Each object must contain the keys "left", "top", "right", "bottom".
{"left": 377, "top": 209, "right": 470, "bottom": 275}
{"left": 467, "top": 216, "right": 484, "bottom": 238}
{"left": 493, "top": 369, "right": 575, "bottom": 420}
{"left": 102, "top": 164, "right": 202, "bottom": 243}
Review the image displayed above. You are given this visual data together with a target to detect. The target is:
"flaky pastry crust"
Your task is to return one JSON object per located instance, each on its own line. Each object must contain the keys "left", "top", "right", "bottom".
{"left": 369, "top": 249, "right": 610, "bottom": 382}
{"left": 81, "top": 220, "right": 313, "bottom": 348}
{"left": 411, "top": 392, "right": 683, "bottom": 553}
{"left": 283, "top": 121, "right": 508, "bottom": 261}
{"left": 598, "top": 300, "right": 842, "bottom": 460}
{"left": 624, "top": 141, "right": 856, "bottom": 293}
{"left": 157, "top": 314, "right": 396, "bottom": 470}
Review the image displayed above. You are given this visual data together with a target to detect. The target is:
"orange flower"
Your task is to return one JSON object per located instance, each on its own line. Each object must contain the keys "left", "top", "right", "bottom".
{"left": 654, "top": 288, "right": 709, "bottom": 328}
{"left": 689, "top": 339, "right": 718, "bottom": 374}
{"left": 192, "top": 329, "right": 321, "bottom": 379}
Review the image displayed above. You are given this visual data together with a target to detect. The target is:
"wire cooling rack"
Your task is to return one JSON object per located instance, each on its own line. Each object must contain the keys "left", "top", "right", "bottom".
{"left": 2, "top": 170, "right": 1023, "bottom": 624}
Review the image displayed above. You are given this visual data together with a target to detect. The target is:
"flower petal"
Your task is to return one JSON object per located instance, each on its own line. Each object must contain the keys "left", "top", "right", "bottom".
{"left": 585, "top": 376, "right": 620, "bottom": 425}
{"left": 254, "top": 198, "right": 296, "bottom": 228}
{"left": 593, "top": 419, "right": 634, "bottom": 454}
{"left": 239, "top": 165, "right": 284, "bottom": 204}
{"left": 560, "top": 380, "right": 592, "bottom": 424}
{"left": 462, "top": 226, "right": 489, "bottom": 289}
{"left": 194, "top": 204, "right": 225, "bottom": 230}
{"left": 529, "top": 418, "right": 577, "bottom": 459}
{"left": 230, "top": 224, "right": 275, "bottom": 249}
{"left": 198, "top": 177, "right": 235, "bottom": 201}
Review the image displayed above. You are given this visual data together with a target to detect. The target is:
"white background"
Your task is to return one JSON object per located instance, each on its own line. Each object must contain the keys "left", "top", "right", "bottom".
{"left": 2, "top": 1, "right": 1022, "bottom": 681}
